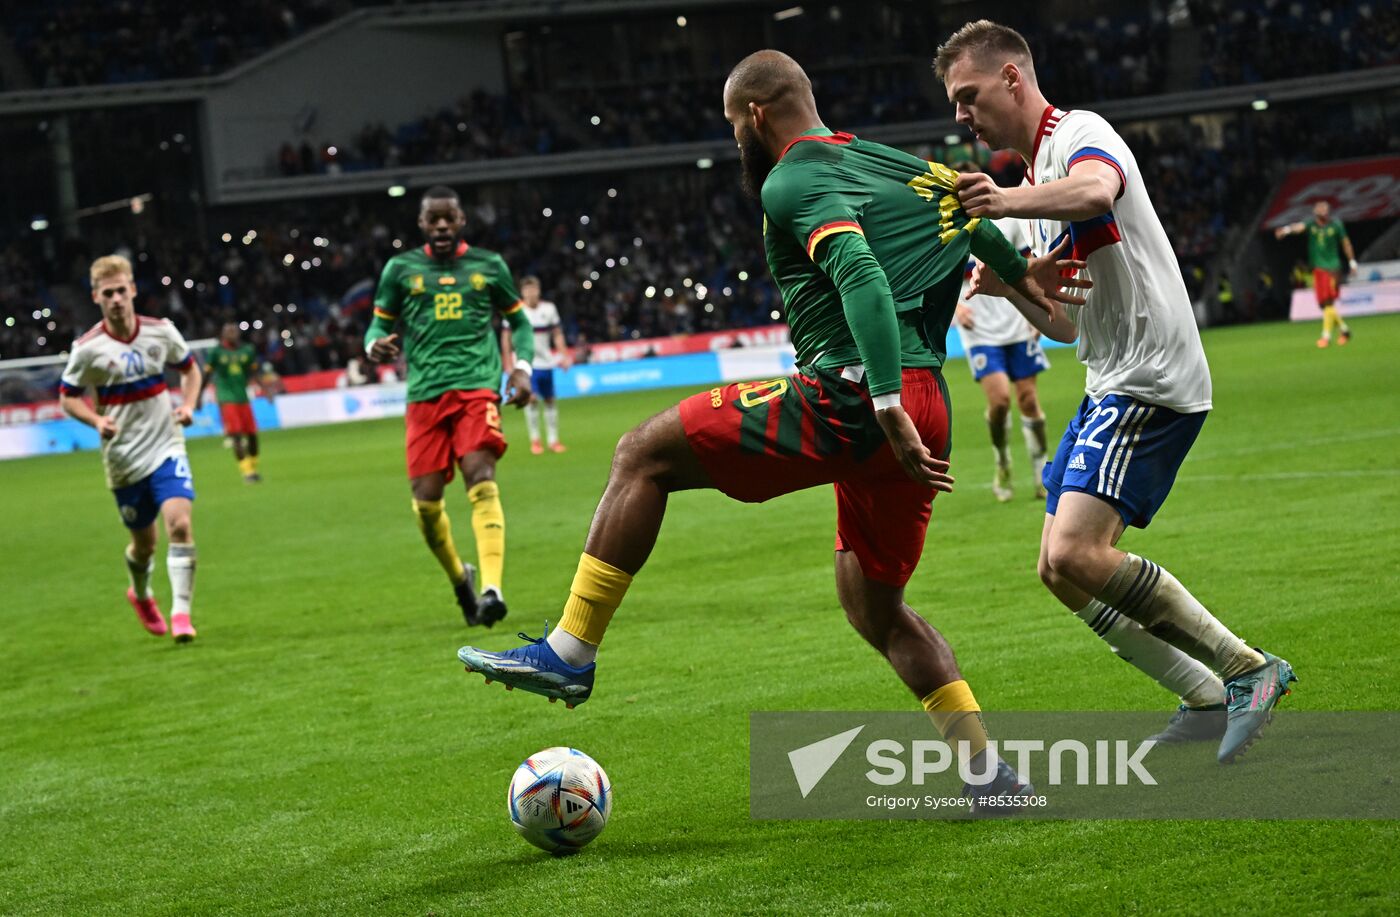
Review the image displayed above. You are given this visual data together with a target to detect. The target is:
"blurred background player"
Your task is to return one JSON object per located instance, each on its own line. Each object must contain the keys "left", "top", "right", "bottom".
{"left": 208, "top": 322, "right": 265, "bottom": 482}
{"left": 58, "top": 255, "right": 203, "bottom": 642}
{"left": 460, "top": 51, "right": 1089, "bottom": 807}
{"left": 941, "top": 20, "right": 1295, "bottom": 762}
{"left": 1274, "top": 199, "right": 1357, "bottom": 348}
{"left": 952, "top": 164, "right": 1051, "bottom": 502}
{"left": 365, "top": 185, "right": 535, "bottom": 627}
{"left": 519, "top": 276, "right": 571, "bottom": 453}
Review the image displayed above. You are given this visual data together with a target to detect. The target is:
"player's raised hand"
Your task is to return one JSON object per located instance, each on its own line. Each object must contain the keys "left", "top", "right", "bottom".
{"left": 874, "top": 405, "right": 954, "bottom": 492}
{"left": 172, "top": 404, "right": 194, "bottom": 426}
{"left": 367, "top": 333, "right": 400, "bottom": 362}
{"left": 96, "top": 415, "right": 119, "bottom": 440}
{"left": 504, "top": 367, "right": 533, "bottom": 408}
{"left": 955, "top": 303, "right": 976, "bottom": 331}
{"left": 955, "top": 172, "right": 1008, "bottom": 218}
{"left": 1014, "top": 238, "right": 1092, "bottom": 313}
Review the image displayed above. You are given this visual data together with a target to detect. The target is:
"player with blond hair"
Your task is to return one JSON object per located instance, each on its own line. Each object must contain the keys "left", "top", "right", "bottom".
{"left": 59, "top": 255, "right": 204, "bottom": 641}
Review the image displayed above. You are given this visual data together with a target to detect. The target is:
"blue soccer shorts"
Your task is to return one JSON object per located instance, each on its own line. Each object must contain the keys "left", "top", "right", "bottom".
{"left": 531, "top": 367, "right": 556, "bottom": 400}
{"left": 968, "top": 339, "right": 1050, "bottom": 382}
{"left": 1043, "top": 394, "right": 1206, "bottom": 528}
{"left": 112, "top": 455, "right": 196, "bottom": 529}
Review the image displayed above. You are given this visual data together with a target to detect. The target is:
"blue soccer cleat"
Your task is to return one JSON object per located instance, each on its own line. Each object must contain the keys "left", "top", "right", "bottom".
{"left": 458, "top": 623, "right": 595, "bottom": 708}
{"left": 962, "top": 759, "right": 1036, "bottom": 817}
{"left": 1218, "top": 650, "right": 1297, "bottom": 764}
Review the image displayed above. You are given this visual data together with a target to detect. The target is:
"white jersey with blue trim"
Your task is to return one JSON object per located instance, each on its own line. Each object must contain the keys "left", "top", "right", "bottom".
{"left": 1025, "top": 106, "right": 1212, "bottom": 413}
{"left": 523, "top": 300, "right": 561, "bottom": 369}
{"left": 60, "top": 316, "right": 192, "bottom": 489}
{"left": 958, "top": 216, "right": 1039, "bottom": 349}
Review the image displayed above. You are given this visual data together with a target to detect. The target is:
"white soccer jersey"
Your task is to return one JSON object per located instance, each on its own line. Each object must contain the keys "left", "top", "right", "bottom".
{"left": 524, "top": 300, "right": 562, "bottom": 369}
{"left": 958, "top": 216, "right": 1039, "bottom": 349}
{"left": 60, "top": 316, "right": 192, "bottom": 489}
{"left": 1024, "top": 106, "right": 1212, "bottom": 413}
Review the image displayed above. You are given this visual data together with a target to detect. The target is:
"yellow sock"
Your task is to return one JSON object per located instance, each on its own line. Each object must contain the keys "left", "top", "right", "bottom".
{"left": 921, "top": 679, "right": 989, "bottom": 761}
{"left": 559, "top": 553, "right": 633, "bottom": 646}
{"left": 412, "top": 498, "right": 466, "bottom": 584}
{"left": 467, "top": 480, "right": 505, "bottom": 590}
{"left": 237, "top": 456, "right": 255, "bottom": 476}
{"left": 1321, "top": 306, "right": 1337, "bottom": 337}
{"left": 249, "top": 454, "right": 260, "bottom": 471}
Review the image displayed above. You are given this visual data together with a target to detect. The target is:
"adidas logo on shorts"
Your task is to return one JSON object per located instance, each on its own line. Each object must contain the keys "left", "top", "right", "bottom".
{"left": 1068, "top": 453, "right": 1088, "bottom": 472}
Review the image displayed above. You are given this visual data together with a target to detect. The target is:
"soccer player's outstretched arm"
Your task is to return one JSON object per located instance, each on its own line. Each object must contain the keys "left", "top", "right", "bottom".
{"left": 365, "top": 260, "right": 402, "bottom": 361}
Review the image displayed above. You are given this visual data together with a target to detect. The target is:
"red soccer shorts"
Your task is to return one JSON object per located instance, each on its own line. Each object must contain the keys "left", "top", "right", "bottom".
{"left": 1314, "top": 268, "right": 1339, "bottom": 306}
{"left": 679, "top": 367, "right": 950, "bottom": 586}
{"left": 219, "top": 402, "right": 257, "bottom": 436}
{"left": 405, "top": 389, "right": 507, "bottom": 481}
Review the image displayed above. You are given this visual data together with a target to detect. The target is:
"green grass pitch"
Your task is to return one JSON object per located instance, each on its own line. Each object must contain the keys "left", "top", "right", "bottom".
{"left": 5, "top": 316, "right": 1399, "bottom": 915}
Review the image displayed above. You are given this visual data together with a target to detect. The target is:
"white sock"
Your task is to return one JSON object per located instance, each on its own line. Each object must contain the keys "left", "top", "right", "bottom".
{"left": 125, "top": 546, "right": 154, "bottom": 599}
{"left": 544, "top": 403, "right": 559, "bottom": 445}
{"left": 167, "top": 543, "right": 196, "bottom": 616}
{"left": 1074, "top": 599, "right": 1225, "bottom": 707}
{"left": 546, "top": 627, "right": 597, "bottom": 667}
{"left": 524, "top": 402, "right": 540, "bottom": 441}
{"left": 1098, "top": 554, "right": 1264, "bottom": 680}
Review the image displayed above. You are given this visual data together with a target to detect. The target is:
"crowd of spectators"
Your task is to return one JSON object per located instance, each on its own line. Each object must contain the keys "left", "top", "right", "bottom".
{"left": 0, "top": 164, "right": 778, "bottom": 385}
{"left": 4, "top": 0, "right": 340, "bottom": 89}
{"left": 1195, "top": 0, "right": 1400, "bottom": 88}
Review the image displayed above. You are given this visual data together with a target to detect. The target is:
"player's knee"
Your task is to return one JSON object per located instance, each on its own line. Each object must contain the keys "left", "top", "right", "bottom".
{"left": 1045, "top": 536, "right": 1094, "bottom": 587}
{"left": 1017, "top": 391, "right": 1040, "bottom": 416}
{"left": 167, "top": 516, "right": 193, "bottom": 543}
{"left": 612, "top": 425, "right": 665, "bottom": 480}
{"left": 987, "top": 398, "right": 1011, "bottom": 422}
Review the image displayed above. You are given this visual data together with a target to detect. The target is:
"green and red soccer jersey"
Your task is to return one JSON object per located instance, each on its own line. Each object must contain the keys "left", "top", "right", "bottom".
{"left": 760, "top": 128, "right": 1027, "bottom": 398}
{"left": 1307, "top": 218, "right": 1348, "bottom": 273}
{"left": 207, "top": 343, "right": 257, "bottom": 405}
{"left": 366, "top": 240, "right": 534, "bottom": 403}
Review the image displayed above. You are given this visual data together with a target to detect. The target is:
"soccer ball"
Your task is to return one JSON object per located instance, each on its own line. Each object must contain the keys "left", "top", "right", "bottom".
{"left": 508, "top": 746, "right": 613, "bottom": 854}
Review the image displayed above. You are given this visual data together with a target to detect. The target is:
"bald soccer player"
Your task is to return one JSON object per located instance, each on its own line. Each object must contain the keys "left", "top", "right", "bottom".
{"left": 457, "top": 51, "right": 1091, "bottom": 809}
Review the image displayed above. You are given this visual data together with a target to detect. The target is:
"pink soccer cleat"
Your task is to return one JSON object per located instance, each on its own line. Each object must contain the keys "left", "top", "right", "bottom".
{"left": 530, "top": 439, "right": 544, "bottom": 455}
{"left": 127, "top": 588, "right": 167, "bottom": 636}
{"left": 550, "top": 442, "right": 568, "bottom": 453}
{"left": 171, "top": 612, "right": 197, "bottom": 643}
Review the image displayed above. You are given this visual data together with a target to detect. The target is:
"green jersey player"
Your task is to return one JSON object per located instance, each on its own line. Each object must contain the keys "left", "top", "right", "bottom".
{"left": 365, "top": 185, "right": 535, "bottom": 627}
{"left": 457, "top": 51, "right": 1087, "bottom": 810}
{"left": 207, "top": 323, "right": 267, "bottom": 482}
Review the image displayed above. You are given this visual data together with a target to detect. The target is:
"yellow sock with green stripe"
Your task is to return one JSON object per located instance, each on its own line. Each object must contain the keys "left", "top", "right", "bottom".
{"left": 412, "top": 498, "right": 466, "bottom": 584}
{"left": 547, "top": 553, "right": 633, "bottom": 666}
{"left": 921, "top": 679, "right": 990, "bottom": 763}
{"left": 468, "top": 480, "right": 505, "bottom": 592}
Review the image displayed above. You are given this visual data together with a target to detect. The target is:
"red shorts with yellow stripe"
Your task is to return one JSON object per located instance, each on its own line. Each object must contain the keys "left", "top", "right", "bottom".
{"left": 405, "top": 389, "right": 506, "bottom": 481}
{"left": 678, "top": 366, "right": 950, "bottom": 586}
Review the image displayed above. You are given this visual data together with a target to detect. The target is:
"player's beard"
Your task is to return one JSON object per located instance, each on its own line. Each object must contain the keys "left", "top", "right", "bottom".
{"left": 738, "top": 126, "right": 775, "bottom": 201}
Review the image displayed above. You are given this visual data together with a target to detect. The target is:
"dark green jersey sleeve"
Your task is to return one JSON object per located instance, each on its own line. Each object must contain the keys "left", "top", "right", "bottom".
{"left": 366, "top": 258, "right": 401, "bottom": 348}
{"left": 491, "top": 254, "right": 534, "bottom": 365}
{"left": 764, "top": 164, "right": 904, "bottom": 397}
{"left": 968, "top": 219, "right": 1028, "bottom": 284}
